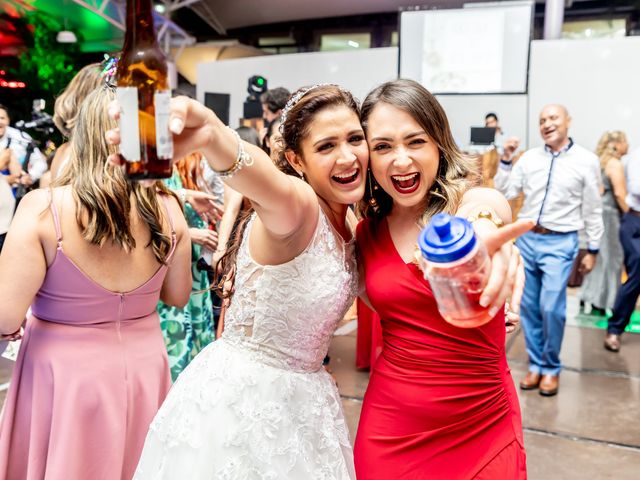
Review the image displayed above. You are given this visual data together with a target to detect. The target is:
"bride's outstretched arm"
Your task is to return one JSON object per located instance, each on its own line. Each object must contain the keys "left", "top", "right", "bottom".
{"left": 107, "top": 97, "right": 317, "bottom": 242}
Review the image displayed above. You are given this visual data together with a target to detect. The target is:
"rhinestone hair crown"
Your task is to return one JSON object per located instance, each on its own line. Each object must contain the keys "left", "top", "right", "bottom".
{"left": 278, "top": 83, "right": 338, "bottom": 134}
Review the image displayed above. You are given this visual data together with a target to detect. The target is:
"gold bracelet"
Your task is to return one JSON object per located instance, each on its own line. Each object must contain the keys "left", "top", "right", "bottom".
{"left": 466, "top": 208, "right": 505, "bottom": 228}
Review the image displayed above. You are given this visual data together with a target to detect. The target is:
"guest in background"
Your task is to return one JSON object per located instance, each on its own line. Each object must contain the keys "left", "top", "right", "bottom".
{"left": 581, "top": 131, "right": 629, "bottom": 316}
{"left": 51, "top": 62, "right": 103, "bottom": 181}
{"left": 260, "top": 87, "right": 290, "bottom": 145}
{"left": 260, "top": 87, "right": 290, "bottom": 125}
{"left": 263, "top": 116, "right": 283, "bottom": 162}
{"left": 160, "top": 152, "right": 220, "bottom": 380}
{"left": 488, "top": 112, "right": 521, "bottom": 160}
{"left": 0, "top": 147, "right": 19, "bottom": 251}
{"left": 485, "top": 112, "right": 505, "bottom": 147}
{"left": 0, "top": 103, "right": 47, "bottom": 194}
{"left": 494, "top": 104, "right": 603, "bottom": 396}
{"left": 605, "top": 146, "right": 640, "bottom": 352}
{"left": 0, "top": 85, "right": 191, "bottom": 479}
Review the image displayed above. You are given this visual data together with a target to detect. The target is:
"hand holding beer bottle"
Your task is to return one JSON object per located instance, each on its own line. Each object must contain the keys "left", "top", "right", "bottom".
{"left": 116, "top": 0, "right": 173, "bottom": 180}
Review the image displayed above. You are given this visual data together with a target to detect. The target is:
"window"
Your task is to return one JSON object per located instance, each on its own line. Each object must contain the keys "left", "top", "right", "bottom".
{"left": 258, "top": 36, "right": 299, "bottom": 54}
{"left": 562, "top": 19, "right": 626, "bottom": 39}
{"left": 320, "top": 33, "right": 371, "bottom": 52}
{"left": 390, "top": 31, "right": 398, "bottom": 47}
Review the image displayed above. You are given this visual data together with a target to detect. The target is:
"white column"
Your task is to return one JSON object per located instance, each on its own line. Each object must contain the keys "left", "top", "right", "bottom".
{"left": 543, "top": 0, "right": 565, "bottom": 40}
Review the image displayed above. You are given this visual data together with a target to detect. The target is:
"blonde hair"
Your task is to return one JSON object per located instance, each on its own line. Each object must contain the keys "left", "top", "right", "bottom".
{"left": 55, "top": 86, "right": 177, "bottom": 263}
{"left": 53, "top": 63, "right": 103, "bottom": 138}
{"left": 595, "top": 130, "right": 627, "bottom": 170}
{"left": 358, "top": 79, "right": 478, "bottom": 226}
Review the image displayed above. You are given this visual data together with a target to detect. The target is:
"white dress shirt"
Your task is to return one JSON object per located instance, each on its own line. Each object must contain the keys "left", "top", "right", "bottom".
{"left": 0, "top": 176, "right": 14, "bottom": 234}
{"left": 494, "top": 140, "right": 604, "bottom": 250}
{"left": 624, "top": 148, "right": 640, "bottom": 211}
{"left": 0, "top": 126, "right": 47, "bottom": 181}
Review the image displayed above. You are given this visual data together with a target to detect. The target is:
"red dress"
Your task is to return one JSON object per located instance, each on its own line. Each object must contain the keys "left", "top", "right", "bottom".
{"left": 356, "top": 298, "right": 383, "bottom": 370}
{"left": 354, "top": 218, "right": 526, "bottom": 480}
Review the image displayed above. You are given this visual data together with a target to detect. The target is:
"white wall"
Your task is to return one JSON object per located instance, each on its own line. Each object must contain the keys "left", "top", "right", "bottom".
{"left": 195, "top": 46, "right": 528, "bottom": 148}
{"left": 197, "top": 48, "right": 399, "bottom": 128}
{"left": 528, "top": 37, "right": 640, "bottom": 151}
{"left": 196, "top": 37, "right": 640, "bottom": 155}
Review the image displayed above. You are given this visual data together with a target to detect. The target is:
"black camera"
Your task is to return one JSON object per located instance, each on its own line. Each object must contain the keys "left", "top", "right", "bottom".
{"left": 15, "top": 99, "right": 54, "bottom": 134}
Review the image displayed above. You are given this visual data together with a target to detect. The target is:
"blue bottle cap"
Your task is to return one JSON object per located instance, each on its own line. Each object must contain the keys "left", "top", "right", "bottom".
{"left": 418, "top": 213, "right": 477, "bottom": 263}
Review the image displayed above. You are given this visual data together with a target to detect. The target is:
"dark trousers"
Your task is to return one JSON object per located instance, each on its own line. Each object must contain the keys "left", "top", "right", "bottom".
{"left": 608, "top": 213, "right": 640, "bottom": 334}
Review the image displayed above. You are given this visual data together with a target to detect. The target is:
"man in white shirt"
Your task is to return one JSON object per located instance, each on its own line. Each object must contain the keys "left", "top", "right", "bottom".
{"left": 0, "top": 104, "right": 47, "bottom": 186}
{"left": 605, "top": 148, "right": 640, "bottom": 352}
{"left": 494, "top": 104, "right": 603, "bottom": 396}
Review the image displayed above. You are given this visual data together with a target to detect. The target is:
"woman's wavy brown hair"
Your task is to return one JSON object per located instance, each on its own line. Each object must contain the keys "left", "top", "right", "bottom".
{"left": 357, "top": 79, "right": 478, "bottom": 226}
{"left": 53, "top": 63, "right": 103, "bottom": 138}
{"left": 55, "top": 85, "right": 177, "bottom": 264}
{"left": 215, "top": 85, "right": 360, "bottom": 302}
{"left": 176, "top": 152, "right": 204, "bottom": 191}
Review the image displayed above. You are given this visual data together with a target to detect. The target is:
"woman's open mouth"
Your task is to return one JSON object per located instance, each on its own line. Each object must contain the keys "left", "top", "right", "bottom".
{"left": 332, "top": 169, "right": 360, "bottom": 186}
{"left": 391, "top": 172, "right": 420, "bottom": 194}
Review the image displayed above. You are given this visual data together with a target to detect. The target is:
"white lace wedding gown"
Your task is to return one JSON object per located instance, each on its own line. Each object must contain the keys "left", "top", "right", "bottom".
{"left": 134, "top": 208, "right": 358, "bottom": 479}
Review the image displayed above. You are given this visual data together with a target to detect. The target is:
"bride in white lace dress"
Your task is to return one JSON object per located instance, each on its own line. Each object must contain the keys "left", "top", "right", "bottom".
{"left": 126, "top": 85, "right": 368, "bottom": 479}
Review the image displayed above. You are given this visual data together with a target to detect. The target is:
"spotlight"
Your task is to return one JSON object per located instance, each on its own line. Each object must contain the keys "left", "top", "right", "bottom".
{"left": 244, "top": 75, "right": 268, "bottom": 119}
{"left": 247, "top": 75, "right": 268, "bottom": 97}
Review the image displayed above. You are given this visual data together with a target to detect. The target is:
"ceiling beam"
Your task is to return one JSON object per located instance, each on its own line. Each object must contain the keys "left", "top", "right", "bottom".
{"left": 188, "top": 2, "right": 227, "bottom": 35}
{"left": 166, "top": 0, "right": 202, "bottom": 11}
{"left": 71, "top": 0, "right": 124, "bottom": 29}
{"left": 67, "top": 0, "right": 195, "bottom": 50}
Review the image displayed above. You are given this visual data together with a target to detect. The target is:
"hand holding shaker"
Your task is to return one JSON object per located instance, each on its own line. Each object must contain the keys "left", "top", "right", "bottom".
{"left": 418, "top": 213, "right": 494, "bottom": 328}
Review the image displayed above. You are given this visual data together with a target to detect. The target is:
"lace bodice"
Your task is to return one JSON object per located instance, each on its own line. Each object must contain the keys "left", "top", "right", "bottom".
{"left": 221, "top": 207, "right": 357, "bottom": 373}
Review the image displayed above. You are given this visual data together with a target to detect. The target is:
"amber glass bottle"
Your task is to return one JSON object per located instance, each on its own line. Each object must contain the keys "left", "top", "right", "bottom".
{"left": 116, "top": 0, "right": 173, "bottom": 179}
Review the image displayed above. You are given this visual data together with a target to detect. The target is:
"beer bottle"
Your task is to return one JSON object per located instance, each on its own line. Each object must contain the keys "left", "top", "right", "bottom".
{"left": 116, "top": 0, "right": 173, "bottom": 179}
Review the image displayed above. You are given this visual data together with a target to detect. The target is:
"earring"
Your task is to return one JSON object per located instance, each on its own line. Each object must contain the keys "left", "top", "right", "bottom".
{"left": 367, "top": 169, "right": 380, "bottom": 213}
{"left": 430, "top": 183, "right": 447, "bottom": 201}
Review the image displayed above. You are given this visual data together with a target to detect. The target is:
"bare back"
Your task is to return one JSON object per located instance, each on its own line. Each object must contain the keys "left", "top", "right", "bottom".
{"left": 0, "top": 185, "right": 191, "bottom": 334}
{"left": 41, "top": 186, "right": 177, "bottom": 292}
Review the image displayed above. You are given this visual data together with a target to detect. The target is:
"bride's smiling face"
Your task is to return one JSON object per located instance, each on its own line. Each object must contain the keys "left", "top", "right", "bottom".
{"left": 289, "top": 105, "right": 369, "bottom": 208}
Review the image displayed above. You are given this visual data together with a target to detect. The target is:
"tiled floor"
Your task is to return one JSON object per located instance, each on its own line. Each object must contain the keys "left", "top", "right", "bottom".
{"left": 1, "top": 291, "right": 638, "bottom": 479}
{"left": 329, "top": 291, "right": 640, "bottom": 479}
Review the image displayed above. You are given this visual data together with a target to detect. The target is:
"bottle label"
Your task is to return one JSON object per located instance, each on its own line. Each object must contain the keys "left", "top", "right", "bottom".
{"left": 116, "top": 87, "right": 141, "bottom": 162}
{"left": 154, "top": 91, "right": 173, "bottom": 159}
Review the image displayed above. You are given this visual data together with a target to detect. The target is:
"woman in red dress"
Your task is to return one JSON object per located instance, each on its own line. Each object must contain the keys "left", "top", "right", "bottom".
{"left": 354, "top": 79, "right": 531, "bottom": 479}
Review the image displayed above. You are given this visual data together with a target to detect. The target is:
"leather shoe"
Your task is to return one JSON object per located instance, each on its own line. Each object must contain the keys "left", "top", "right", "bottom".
{"left": 519, "top": 371, "right": 541, "bottom": 390}
{"left": 604, "top": 333, "right": 621, "bottom": 352}
{"left": 539, "top": 374, "right": 559, "bottom": 396}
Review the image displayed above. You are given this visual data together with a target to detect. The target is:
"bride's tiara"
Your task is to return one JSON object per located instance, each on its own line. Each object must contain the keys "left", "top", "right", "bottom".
{"left": 279, "top": 83, "right": 339, "bottom": 134}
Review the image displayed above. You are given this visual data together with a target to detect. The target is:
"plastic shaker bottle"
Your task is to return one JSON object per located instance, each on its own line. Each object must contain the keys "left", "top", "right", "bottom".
{"left": 418, "top": 212, "right": 494, "bottom": 328}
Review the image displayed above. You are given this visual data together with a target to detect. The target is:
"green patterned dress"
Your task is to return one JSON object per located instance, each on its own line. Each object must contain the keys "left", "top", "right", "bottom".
{"left": 159, "top": 172, "right": 215, "bottom": 381}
